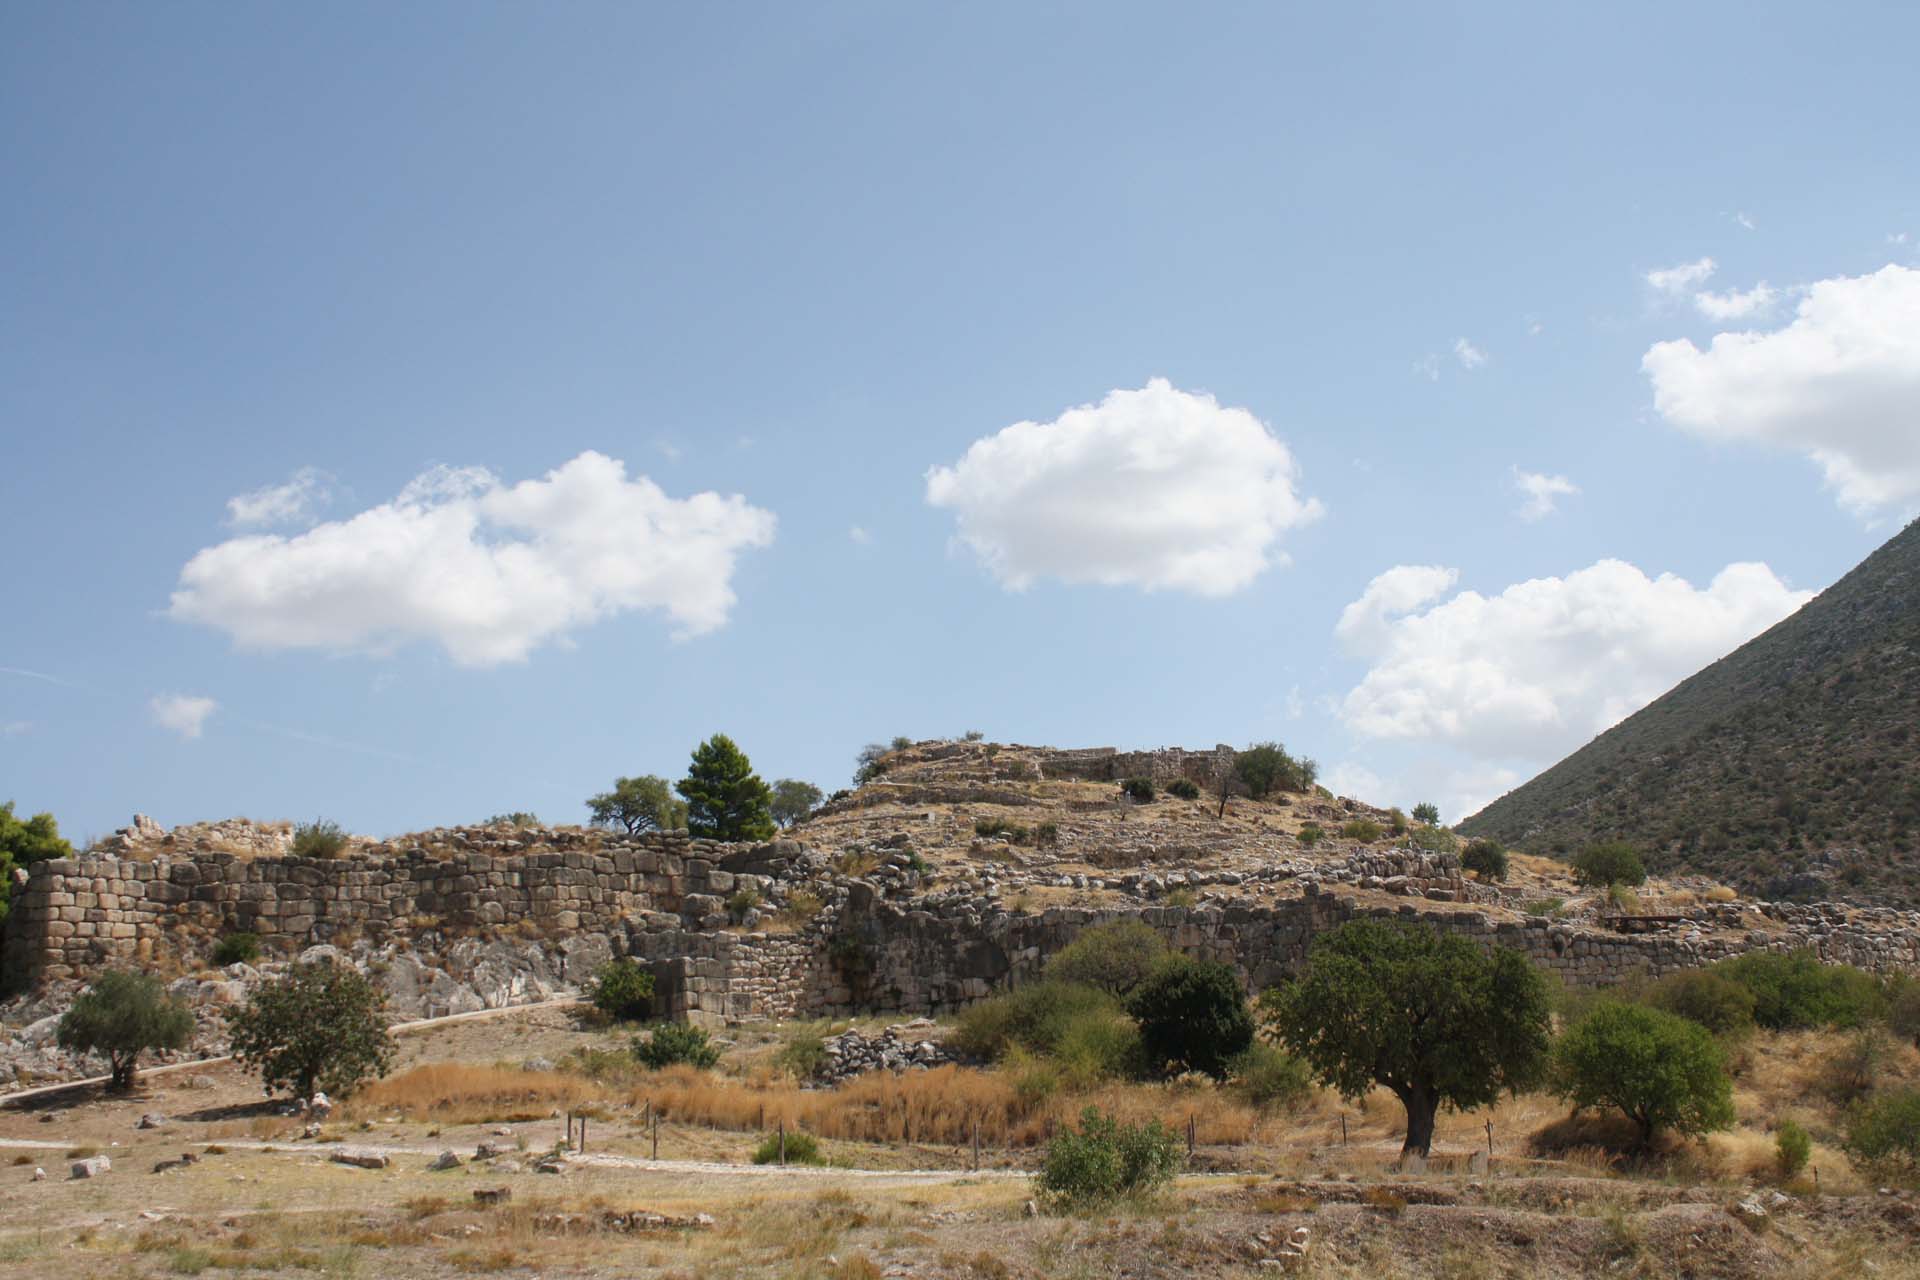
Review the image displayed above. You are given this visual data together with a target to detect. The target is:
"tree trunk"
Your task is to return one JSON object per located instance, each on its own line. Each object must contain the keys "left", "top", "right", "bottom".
{"left": 1401, "top": 1086, "right": 1439, "bottom": 1157}
{"left": 110, "top": 1052, "right": 137, "bottom": 1092}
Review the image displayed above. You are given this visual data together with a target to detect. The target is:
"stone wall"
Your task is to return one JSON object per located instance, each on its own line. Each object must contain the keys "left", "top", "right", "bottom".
{"left": 1037, "top": 745, "right": 1238, "bottom": 785}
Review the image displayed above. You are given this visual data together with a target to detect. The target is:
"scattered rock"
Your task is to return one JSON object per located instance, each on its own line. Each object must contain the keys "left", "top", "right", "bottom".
{"left": 152, "top": 1153, "right": 199, "bottom": 1174}
{"left": 137, "top": 1113, "right": 166, "bottom": 1130}
{"left": 473, "top": 1187, "right": 512, "bottom": 1206}
{"left": 330, "top": 1151, "right": 390, "bottom": 1170}
{"left": 428, "top": 1151, "right": 462, "bottom": 1171}
{"left": 70, "top": 1156, "right": 111, "bottom": 1179}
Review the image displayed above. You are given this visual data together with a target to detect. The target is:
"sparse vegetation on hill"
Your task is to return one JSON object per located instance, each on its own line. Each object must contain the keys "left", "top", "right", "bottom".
{"left": 290, "top": 817, "right": 348, "bottom": 859}
{"left": 1463, "top": 518, "right": 1920, "bottom": 906}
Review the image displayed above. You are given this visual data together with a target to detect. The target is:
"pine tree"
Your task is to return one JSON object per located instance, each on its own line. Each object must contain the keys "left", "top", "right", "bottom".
{"left": 676, "top": 733, "right": 776, "bottom": 842}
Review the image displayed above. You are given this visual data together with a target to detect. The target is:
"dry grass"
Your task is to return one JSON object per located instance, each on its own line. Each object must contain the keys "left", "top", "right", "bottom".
{"left": 347, "top": 1062, "right": 612, "bottom": 1124}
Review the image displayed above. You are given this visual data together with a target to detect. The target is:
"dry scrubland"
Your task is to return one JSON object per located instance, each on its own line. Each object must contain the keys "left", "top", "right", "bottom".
{"left": 3, "top": 1003, "right": 1919, "bottom": 1279}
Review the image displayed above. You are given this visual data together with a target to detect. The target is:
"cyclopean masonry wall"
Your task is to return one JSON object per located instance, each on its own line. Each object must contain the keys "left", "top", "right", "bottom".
{"left": 7, "top": 834, "right": 1920, "bottom": 1027}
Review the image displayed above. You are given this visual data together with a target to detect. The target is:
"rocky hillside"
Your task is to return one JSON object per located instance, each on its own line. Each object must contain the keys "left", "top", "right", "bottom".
{"left": 1462, "top": 519, "right": 1920, "bottom": 906}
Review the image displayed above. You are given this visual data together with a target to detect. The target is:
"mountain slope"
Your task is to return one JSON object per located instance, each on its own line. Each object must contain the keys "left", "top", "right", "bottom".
{"left": 1461, "top": 520, "right": 1920, "bottom": 906}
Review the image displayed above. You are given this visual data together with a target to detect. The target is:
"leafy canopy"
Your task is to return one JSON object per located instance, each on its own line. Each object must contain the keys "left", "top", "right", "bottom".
{"left": 1554, "top": 1000, "right": 1735, "bottom": 1143}
{"left": 586, "top": 957, "right": 655, "bottom": 1022}
{"left": 1037, "top": 1105, "right": 1180, "bottom": 1206}
{"left": 1462, "top": 839, "right": 1509, "bottom": 882}
{"left": 224, "top": 962, "right": 396, "bottom": 1099}
{"left": 1125, "top": 956, "right": 1254, "bottom": 1081}
{"left": 56, "top": 970, "right": 193, "bottom": 1090}
{"left": 769, "top": 778, "right": 824, "bottom": 828}
{"left": 633, "top": 1022, "right": 721, "bottom": 1069}
{"left": 1044, "top": 920, "right": 1170, "bottom": 998}
{"left": 1233, "top": 742, "right": 1317, "bottom": 799}
{"left": 1712, "top": 950, "right": 1886, "bottom": 1030}
{"left": 1412, "top": 802, "right": 1441, "bottom": 826}
{"left": 1571, "top": 840, "right": 1646, "bottom": 887}
{"left": 676, "top": 734, "right": 775, "bottom": 842}
{"left": 1265, "top": 919, "right": 1552, "bottom": 1155}
{"left": 587, "top": 775, "right": 687, "bottom": 836}
{"left": 0, "top": 800, "right": 72, "bottom": 920}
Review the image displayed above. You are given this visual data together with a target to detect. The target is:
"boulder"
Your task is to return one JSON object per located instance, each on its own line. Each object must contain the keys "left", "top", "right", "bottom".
{"left": 70, "top": 1156, "right": 111, "bottom": 1179}
{"left": 330, "top": 1151, "right": 390, "bottom": 1170}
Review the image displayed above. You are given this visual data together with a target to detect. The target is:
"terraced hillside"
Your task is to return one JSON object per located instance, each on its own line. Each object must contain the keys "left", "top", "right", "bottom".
{"left": 1463, "top": 519, "right": 1920, "bottom": 906}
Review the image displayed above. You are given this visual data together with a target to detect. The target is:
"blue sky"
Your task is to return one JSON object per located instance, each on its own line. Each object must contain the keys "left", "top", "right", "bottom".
{"left": 4, "top": 3, "right": 1917, "bottom": 842}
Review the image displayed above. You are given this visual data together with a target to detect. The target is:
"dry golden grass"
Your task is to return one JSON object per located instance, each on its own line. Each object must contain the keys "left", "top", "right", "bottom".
{"left": 348, "top": 1062, "right": 612, "bottom": 1123}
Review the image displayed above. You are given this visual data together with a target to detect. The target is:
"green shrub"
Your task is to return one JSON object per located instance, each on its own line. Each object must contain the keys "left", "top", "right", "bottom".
{"left": 484, "top": 812, "right": 540, "bottom": 829}
{"left": 726, "top": 887, "right": 761, "bottom": 923}
{"left": 1045, "top": 920, "right": 1169, "bottom": 997}
{"left": 1166, "top": 779, "right": 1201, "bottom": 801}
{"left": 291, "top": 819, "right": 348, "bottom": 860}
{"left": 1296, "top": 824, "right": 1323, "bottom": 848}
{"left": 55, "top": 970, "right": 194, "bottom": 1091}
{"left": 1843, "top": 1088, "right": 1920, "bottom": 1182}
{"left": 974, "top": 817, "right": 1031, "bottom": 844}
{"left": 774, "top": 1028, "right": 827, "bottom": 1080}
{"left": 1645, "top": 969, "right": 1755, "bottom": 1036}
{"left": 212, "top": 932, "right": 261, "bottom": 966}
{"left": 1891, "top": 976, "right": 1920, "bottom": 1048}
{"left": 1411, "top": 802, "right": 1440, "bottom": 826}
{"left": 1051, "top": 1010, "right": 1144, "bottom": 1088}
{"left": 633, "top": 1022, "right": 721, "bottom": 1070}
{"left": 1553, "top": 1001, "right": 1735, "bottom": 1144}
{"left": 1775, "top": 1119, "right": 1812, "bottom": 1180}
{"left": 1521, "top": 897, "right": 1566, "bottom": 916}
{"left": 1121, "top": 778, "right": 1155, "bottom": 803}
{"left": 1387, "top": 808, "right": 1409, "bottom": 836}
{"left": 1034, "top": 822, "right": 1059, "bottom": 846}
{"left": 1341, "top": 818, "right": 1383, "bottom": 843}
{"left": 1461, "top": 840, "right": 1508, "bottom": 882}
{"left": 750, "top": 1129, "right": 823, "bottom": 1165}
{"left": 1125, "top": 956, "right": 1254, "bottom": 1080}
{"left": 1713, "top": 951, "right": 1885, "bottom": 1030}
{"left": 1409, "top": 825, "right": 1458, "bottom": 854}
{"left": 586, "top": 958, "right": 656, "bottom": 1022}
{"left": 1571, "top": 841, "right": 1646, "bottom": 887}
{"left": 1036, "top": 1106, "right": 1180, "bottom": 1206}
{"left": 951, "top": 982, "right": 1121, "bottom": 1061}
{"left": 1228, "top": 1042, "right": 1314, "bottom": 1111}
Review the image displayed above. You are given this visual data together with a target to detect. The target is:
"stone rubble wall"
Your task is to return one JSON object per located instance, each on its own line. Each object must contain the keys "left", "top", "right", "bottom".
{"left": 1036, "top": 745, "right": 1239, "bottom": 785}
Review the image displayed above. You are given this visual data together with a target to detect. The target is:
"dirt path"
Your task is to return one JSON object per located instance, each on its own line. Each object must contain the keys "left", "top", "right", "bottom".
{"left": 0, "top": 996, "right": 587, "bottom": 1110}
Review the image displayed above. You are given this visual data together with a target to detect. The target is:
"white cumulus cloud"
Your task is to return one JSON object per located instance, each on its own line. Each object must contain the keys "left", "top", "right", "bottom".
{"left": 226, "top": 467, "right": 332, "bottom": 528}
{"left": 924, "top": 379, "right": 1323, "bottom": 596}
{"left": 1642, "top": 264, "right": 1920, "bottom": 512}
{"left": 1453, "top": 337, "right": 1487, "bottom": 369}
{"left": 1511, "top": 467, "right": 1580, "bottom": 521}
{"left": 1693, "top": 283, "right": 1778, "bottom": 321}
{"left": 1337, "top": 559, "right": 1812, "bottom": 764}
{"left": 169, "top": 451, "right": 777, "bottom": 665}
{"left": 150, "top": 693, "right": 218, "bottom": 740}
{"left": 1645, "top": 257, "right": 1716, "bottom": 293}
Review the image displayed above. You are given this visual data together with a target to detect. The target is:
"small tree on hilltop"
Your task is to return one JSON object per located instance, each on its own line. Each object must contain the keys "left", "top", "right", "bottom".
{"left": 678, "top": 734, "right": 776, "bottom": 842}
{"left": 1412, "top": 802, "right": 1440, "bottom": 826}
{"left": 56, "top": 971, "right": 193, "bottom": 1091}
{"left": 1572, "top": 841, "right": 1646, "bottom": 888}
{"left": 1554, "top": 1001, "right": 1735, "bottom": 1146}
{"left": 587, "top": 775, "right": 687, "bottom": 836}
{"left": 0, "top": 800, "right": 73, "bottom": 866}
{"left": 225, "top": 962, "right": 395, "bottom": 1099}
{"left": 1126, "top": 956, "right": 1254, "bottom": 1080}
{"left": 769, "top": 778, "right": 825, "bottom": 828}
{"left": 1266, "top": 919, "right": 1552, "bottom": 1156}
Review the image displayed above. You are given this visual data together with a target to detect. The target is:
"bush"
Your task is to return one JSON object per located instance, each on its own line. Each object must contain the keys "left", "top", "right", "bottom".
{"left": 224, "top": 962, "right": 395, "bottom": 1099}
{"left": 974, "top": 817, "right": 1031, "bottom": 844}
{"left": 1125, "top": 956, "right": 1254, "bottom": 1080}
{"left": 1843, "top": 1088, "right": 1920, "bottom": 1182}
{"left": 1387, "top": 808, "right": 1409, "bottom": 836}
{"left": 1553, "top": 1001, "right": 1735, "bottom": 1145}
{"left": 1571, "top": 841, "right": 1646, "bottom": 887}
{"left": 1461, "top": 839, "right": 1508, "bottom": 882}
{"left": 751, "top": 1129, "right": 823, "bottom": 1165}
{"left": 587, "top": 958, "right": 656, "bottom": 1022}
{"left": 774, "top": 1029, "right": 827, "bottom": 1080}
{"left": 1051, "top": 1010, "right": 1144, "bottom": 1088}
{"left": 291, "top": 819, "right": 348, "bottom": 860}
{"left": 212, "top": 932, "right": 261, "bottom": 966}
{"left": 951, "top": 982, "right": 1121, "bottom": 1061}
{"left": 484, "top": 812, "right": 540, "bottom": 828}
{"left": 1036, "top": 1106, "right": 1180, "bottom": 1205}
{"left": 1891, "top": 977, "right": 1920, "bottom": 1047}
{"left": 633, "top": 1022, "right": 722, "bottom": 1070}
{"left": 1121, "top": 778, "right": 1155, "bottom": 803}
{"left": 1166, "top": 779, "right": 1201, "bottom": 801}
{"left": 1228, "top": 1042, "right": 1314, "bottom": 1111}
{"left": 726, "top": 887, "right": 761, "bottom": 923}
{"left": 55, "top": 971, "right": 194, "bottom": 1090}
{"left": 1644, "top": 969, "right": 1755, "bottom": 1036}
{"left": 1408, "top": 825, "right": 1458, "bottom": 854}
{"left": 1775, "top": 1119, "right": 1812, "bottom": 1180}
{"left": 1341, "top": 818, "right": 1382, "bottom": 843}
{"left": 1412, "top": 802, "right": 1440, "bottom": 826}
{"left": 1034, "top": 821, "right": 1060, "bottom": 846}
{"left": 1297, "top": 824, "right": 1323, "bottom": 848}
{"left": 1713, "top": 951, "right": 1885, "bottom": 1030}
{"left": 1044, "top": 920, "right": 1169, "bottom": 997}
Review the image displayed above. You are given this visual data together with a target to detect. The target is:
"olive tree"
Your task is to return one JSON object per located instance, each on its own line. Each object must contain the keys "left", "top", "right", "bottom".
{"left": 1554, "top": 1001, "right": 1734, "bottom": 1145}
{"left": 56, "top": 971, "right": 193, "bottom": 1091}
{"left": 769, "top": 778, "right": 824, "bottom": 828}
{"left": 224, "top": 962, "right": 396, "bottom": 1099}
{"left": 1265, "top": 919, "right": 1552, "bottom": 1156}
{"left": 587, "top": 775, "right": 687, "bottom": 836}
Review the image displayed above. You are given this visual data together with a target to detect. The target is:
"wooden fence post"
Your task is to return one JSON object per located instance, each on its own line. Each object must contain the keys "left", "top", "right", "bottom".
{"left": 1485, "top": 1118, "right": 1493, "bottom": 1158}
{"left": 651, "top": 1110, "right": 659, "bottom": 1161}
{"left": 971, "top": 1115, "right": 980, "bottom": 1172}
{"left": 1186, "top": 1114, "right": 1195, "bottom": 1158}
{"left": 1341, "top": 1114, "right": 1348, "bottom": 1147}
{"left": 779, "top": 1120, "right": 787, "bottom": 1166}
